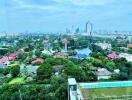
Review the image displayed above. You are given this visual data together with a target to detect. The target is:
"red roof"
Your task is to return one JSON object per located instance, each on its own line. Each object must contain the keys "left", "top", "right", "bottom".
{"left": 0, "top": 53, "right": 18, "bottom": 63}
{"left": 128, "top": 44, "right": 132, "bottom": 47}
{"left": 9, "top": 53, "right": 17, "bottom": 58}
{"left": 9, "top": 53, "right": 18, "bottom": 60}
{"left": 0, "top": 56, "right": 9, "bottom": 63}
{"left": 31, "top": 58, "right": 44, "bottom": 64}
{"left": 107, "top": 53, "right": 118, "bottom": 59}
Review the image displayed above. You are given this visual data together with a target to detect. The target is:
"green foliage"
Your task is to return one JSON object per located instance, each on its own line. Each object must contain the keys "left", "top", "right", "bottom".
{"left": 111, "top": 73, "right": 120, "bottom": 80}
{"left": 20, "top": 67, "right": 28, "bottom": 77}
{"left": 119, "top": 62, "right": 132, "bottom": 80}
{"left": 11, "top": 64, "right": 20, "bottom": 78}
{"left": 0, "top": 84, "right": 21, "bottom": 99}
{"left": 45, "top": 57, "right": 63, "bottom": 65}
{"left": 52, "top": 45, "right": 61, "bottom": 52}
{"left": 82, "top": 62, "right": 97, "bottom": 81}
{"left": 37, "top": 63, "right": 53, "bottom": 80}
{"left": 113, "top": 58, "right": 127, "bottom": 68}
{"left": 24, "top": 47, "right": 30, "bottom": 52}
{"left": 86, "top": 57, "right": 95, "bottom": 63}
{"left": 50, "top": 75, "right": 67, "bottom": 90}
{"left": 0, "top": 82, "right": 68, "bottom": 100}
{"left": 67, "top": 50, "right": 77, "bottom": 56}
{"left": 128, "top": 47, "right": 132, "bottom": 54}
{"left": 28, "top": 51, "right": 33, "bottom": 57}
{"left": 105, "top": 61, "right": 115, "bottom": 70}
{"left": 64, "top": 61, "right": 86, "bottom": 81}
{"left": 33, "top": 62, "right": 43, "bottom": 66}
{"left": 0, "top": 48, "right": 9, "bottom": 56}
{"left": 17, "top": 53, "right": 27, "bottom": 62}
{"left": 55, "top": 83, "right": 67, "bottom": 100}
{"left": 35, "top": 49, "right": 41, "bottom": 57}
{"left": 40, "top": 53, "right": 52, "bottom": 59}
{"left": 0, "top": 68, "right": 4, "bottom": 73}
{"left": 45, "top": 57, "right": 54, "bottom": 64}
{"left": 92, "top": 44, "right": 103, "bottom": 52}
{"left": 24, "top": 57, "right": 32, "bottom": 64}
{"left": 50, "top": 75, "right": 68, "bottom": 100}
{"left": 2, "top": 68, "right": 10, "bottom": 75}
{"left": 93, "top": 59, "right": 102, "bottom": 67}
{"left": 70, "top": 58, "right": 82, "bottom": 65}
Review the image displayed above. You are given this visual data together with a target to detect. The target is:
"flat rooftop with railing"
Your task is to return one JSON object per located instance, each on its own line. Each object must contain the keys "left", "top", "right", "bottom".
{"left": 78, "top": 81, "right": 132, "bottom": 100}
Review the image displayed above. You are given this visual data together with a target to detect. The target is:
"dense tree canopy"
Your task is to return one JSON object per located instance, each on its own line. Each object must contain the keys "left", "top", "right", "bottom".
{"left": 64, "top": 60, "right": 87, "bottom": 81}
{"left": 37, "top": 63, "right": 53, "bottom": 80}
{"left": 11, "top": 64, "right": 20, "bottom": 78}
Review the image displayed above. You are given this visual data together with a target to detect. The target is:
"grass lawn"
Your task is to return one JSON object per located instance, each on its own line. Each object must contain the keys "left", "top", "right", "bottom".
{"left": 9, "top": 77, "right": 25, "bottom": 84}
{"left": 81, "top": 87, "right": 132, "bottom": 99}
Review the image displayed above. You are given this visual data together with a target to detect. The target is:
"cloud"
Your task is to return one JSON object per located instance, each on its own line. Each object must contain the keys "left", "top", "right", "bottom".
{"left": 6, "top": 0, "right": 57, "bottom": 10}
{"left": 66, "top": 0, "right": 115, "bottom": 6}
{"left": 22, "top": 0, "right": 57, "bottom": 6}
{"left": 1, "top": 0, "right": 132, "bottom": 32}
{"left": 6, "top": 0, "right": 116, "bottom": 12}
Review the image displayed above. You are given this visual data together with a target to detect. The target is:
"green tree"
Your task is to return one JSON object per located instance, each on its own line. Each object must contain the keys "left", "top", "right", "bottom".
{"left": 45, "top": 57, "right": 62, "bottom": 65}
{"left": 126, "top": 62, "right": 132, "bottom": 79}
{"left": 35, "top": 49, "right": 41, "bottom": 57}
{"left": 82, "top": 62, "right": 97, "bottom": 81}
{"left": 67, "top": 50, "right": 77, "bottom": 56}
{"left": 64, "top": 61, "right": 86, "bottom": 81}
{"left": 17, "top": 53, "right": 27, "bottom": 62}
{"left": 128, "top": 47, "right": 132, "bottom": 54}
{"left": 55, "top": 83, "right": 67, "bottom": 100}
{"left": 37, "top": 63, "right": 53, "bottom": 80}
{"left": 119, "top": 64, "right": 128, "bottom": 80}
{"left": 2, "top": 68, "right": 10, "bottom": 75}
{"left": 50, "top": 74, "right": 67, "bottom": 90}
{"left": 105, "top": 61, "right": 116, "bottom": 70}
{"left": 11, "top": 64, "right": 20, "bottom": 77}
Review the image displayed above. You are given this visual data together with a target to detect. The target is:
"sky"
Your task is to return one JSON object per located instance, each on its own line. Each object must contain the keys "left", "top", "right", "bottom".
{"left": 0, "top": 0, "right": 132, "bottom": 33}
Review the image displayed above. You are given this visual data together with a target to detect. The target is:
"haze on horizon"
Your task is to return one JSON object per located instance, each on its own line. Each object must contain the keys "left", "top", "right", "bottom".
{"left": 0, "top": 0, "right": 132, "bottom": 33}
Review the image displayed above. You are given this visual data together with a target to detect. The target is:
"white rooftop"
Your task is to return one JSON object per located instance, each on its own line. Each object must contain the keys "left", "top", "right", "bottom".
{"left": 68, "top": 78, "right": 77, "bottom": 85}
{"left": 119, "top": 53, "right": 132, "bottom": 62}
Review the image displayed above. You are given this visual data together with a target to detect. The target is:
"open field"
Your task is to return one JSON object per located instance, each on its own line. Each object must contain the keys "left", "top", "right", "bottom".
{"left": 81, "top": 87, "right": 132, "bottom": 99}
{"left": 9, "top": 77, "right": 25, "bottom": 84}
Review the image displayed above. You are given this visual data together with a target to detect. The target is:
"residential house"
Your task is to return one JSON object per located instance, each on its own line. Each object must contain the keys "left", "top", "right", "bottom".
{"left": 119, "top": 53, "right": 132, "bottom": 62}
{"left": 26, "top": 65, "right": 39, "bottom": 77}
{"left": 69, "top": 54, "right": 87, "bottom": 59}
{"left": 0, "top": 73, "right": 6, "bottom": 83}
{"left": 96, "top": 68, "right": 112, "bottom": 80}
{"left": 41, "top": 49, "right": 53, "bottom": 55}
{"left": 54, "top": 52, "right": 68, "bottom": 58}
{"left": 18, "top": 48, "right": 25, "bottom": 52}
{"left": 0, "top": 63, "right": 6, "bottom": 68}
{"left": 53, "top": 65, "right": 64, "bottom": 74}
{"left": 0, "top": 56, "right": 9, "bottom": 64}
{"left": 0, "top": 53, "right": 17, "bottom": 64}
{"left": 116, "top": 36, "right": 124, "bottom": 42}
{"left": 127, "top": 44, "right": 132, "bottom": 48}
{"left": 9, "top": 53, "right": 18, "bottom": 60}
{"left": 114, "top": 69, "right": 120, "bottom": 74}
{"left": 95, "top": 42, "right": 112, "bottom": 50}
{"left": 107, "top": 53, "right": 119, "bottom": 60}
{"left": 31, "top": 58, "right": 44, "bottom": 64}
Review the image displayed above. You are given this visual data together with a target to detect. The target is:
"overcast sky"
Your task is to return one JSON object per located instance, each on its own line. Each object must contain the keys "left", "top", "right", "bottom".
{"left": 0, "top": 0, "right": 132, "bottom": 32}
